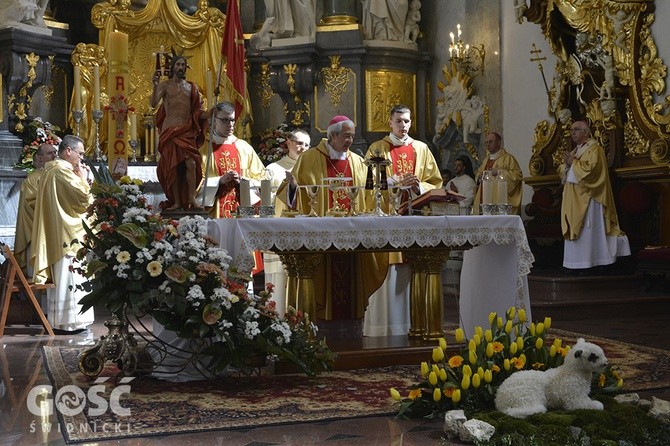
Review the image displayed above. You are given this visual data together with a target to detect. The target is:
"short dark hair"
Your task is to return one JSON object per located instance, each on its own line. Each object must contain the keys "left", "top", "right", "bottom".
{"left": 59, "top": 135, "right": 83, "bottom": 155}
{"left": 390, "top": 104, "right": 411, "bottom": 116}
{"left": 214, "top": 101, "right": 235, "bottom": 115}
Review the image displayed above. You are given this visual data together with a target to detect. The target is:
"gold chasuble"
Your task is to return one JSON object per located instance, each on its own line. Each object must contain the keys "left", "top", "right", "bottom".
{"left": 558, "top": 138, "right": 624, "bottom": 241}
{"left": 30, "top": 159, "right": 92, "bottom": 283}
{"left": 473, "top": 148, "right": 523, "bottom": 214}
{"left": 365, "top": 136, "right": 442, "bottom": 263}
{"left": 14, "top": 169, "right": 44, "bottom": 269}
{"left": 202, "top": 138, "right": 266, "bottom": 218}
{"left": 276, "top": 139, "right": 388, "bottom": 320}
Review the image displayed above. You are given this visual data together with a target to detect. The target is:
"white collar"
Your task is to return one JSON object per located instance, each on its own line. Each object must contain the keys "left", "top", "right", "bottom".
{"left": 489, "top": 150, "right": 503, "bottom": 161}
{"left": 326, "top": 142, "right": 348, "bottom": 160}
{"left": 388, "top": 133, "right": 412, "bottom": 146}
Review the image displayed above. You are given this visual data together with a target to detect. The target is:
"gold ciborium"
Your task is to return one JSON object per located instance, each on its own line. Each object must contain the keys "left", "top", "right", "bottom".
{"left": 299, "top": 184, "right": 323, "bottom": 217}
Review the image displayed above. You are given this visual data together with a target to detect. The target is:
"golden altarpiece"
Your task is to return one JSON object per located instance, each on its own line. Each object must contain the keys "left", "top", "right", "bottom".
{"left": 519, "top": 0, "right": 670, "bottom": 255}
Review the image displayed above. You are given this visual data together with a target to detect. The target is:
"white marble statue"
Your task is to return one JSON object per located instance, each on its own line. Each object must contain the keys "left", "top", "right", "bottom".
{"left": 362, "top": 0, "right": 409, "bottom": 41}
{"left": 513, "top": 0, "right": 528, "bottom": 24}
{"left": 0, "top": 0, "right": 48, "bottom": 29}
{"left": 264, "top": 0, "right": 316, "bottom": 39}
{"left": 461, "top": 95, "right": 484, "bottom": 145}
{"left": 403, "top": 0, "right": 421, "bottom": 43}
{"left": 250, "top": 16, "right": 275, "bottom": 50}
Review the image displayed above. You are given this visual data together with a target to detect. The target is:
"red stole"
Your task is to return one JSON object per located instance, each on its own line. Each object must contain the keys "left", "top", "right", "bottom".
{"left": 484, "top": 156, "right": 496, "bottom": 171}
{"left": 390, "top": 143, "right": 416, "bottom": 176}
{"left": 326, "top": 158, "right": 352, "bottom": 210}
{"left": 213, "top": 142, "right": 241, "bottom": 218}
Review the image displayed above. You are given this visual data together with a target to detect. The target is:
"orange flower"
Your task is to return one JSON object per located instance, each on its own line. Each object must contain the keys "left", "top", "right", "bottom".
{"left": 448, "top": 355, "right": 464, "bottom": 368}
{"left": 408, "top": 389, "right": 422, "bottom": 400}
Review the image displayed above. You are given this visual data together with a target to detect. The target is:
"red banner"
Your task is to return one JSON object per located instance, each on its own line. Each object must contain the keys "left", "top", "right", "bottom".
{"left": 222, "top": 0, "right": 246, "bottom": 118}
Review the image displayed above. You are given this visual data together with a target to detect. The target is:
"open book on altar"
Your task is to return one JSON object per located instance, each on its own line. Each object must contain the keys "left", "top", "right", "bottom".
{"left": 196, "top": 176, "right": 261, "bottom": 207}
{"left": 401, "top": 188, "right": 466, "bottom": 215}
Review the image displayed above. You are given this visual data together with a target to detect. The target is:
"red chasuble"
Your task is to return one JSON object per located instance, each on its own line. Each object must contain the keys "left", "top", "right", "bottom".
{"left": 326, "top": 158, "right": 352, "bottom": 210}
{"left": 213, "top": 142, "right": 241, "bottom": 218}
{"left": 389, "top": 144, "right": 416, "bottom": 176}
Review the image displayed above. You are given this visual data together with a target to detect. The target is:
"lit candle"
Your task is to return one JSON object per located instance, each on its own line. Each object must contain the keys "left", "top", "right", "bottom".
{"left": 73, "top": 65, "right": 81, "bottom": 110}
{"left": 457, "top": 23, "right": 461, "bottom": 38}
{"left": 206, "top": 69, "right": 214, "bottom": 107}
{"left": 240, "top": 179, "right": 251, "bottom": 207}
{"left": 92, "top": 65, "right": 100, "bottom": 111}
{"left": 449, "top": 46, "right": 453, "bottom": 58}
{"left": 260, "top": 179, "right": 272, "bottom": 205}
{"left": 108, "top": 31, "right": 129, "bottom": 63}
{"left": 129, "top": 113, "right": 137, "bottom": 140}
{"left": 450, "top": 32, "right": 455, "bottom": 46}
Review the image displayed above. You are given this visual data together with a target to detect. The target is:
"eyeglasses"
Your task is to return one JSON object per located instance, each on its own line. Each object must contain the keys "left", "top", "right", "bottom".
{"left": 290, "top": 139, "right": 310, "bottom": 146}
{"left": 216, "top": 117, "right": 235, "bottom": 124}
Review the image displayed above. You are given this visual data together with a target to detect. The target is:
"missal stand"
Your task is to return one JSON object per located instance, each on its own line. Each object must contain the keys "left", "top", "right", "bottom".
{"left": 0, "top": 243, "right": 55, "bottom": 337}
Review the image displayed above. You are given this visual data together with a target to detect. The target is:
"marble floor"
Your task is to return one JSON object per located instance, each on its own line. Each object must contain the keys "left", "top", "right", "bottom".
{"left": 1, "top": 297, "right": 669, "bottom": 445}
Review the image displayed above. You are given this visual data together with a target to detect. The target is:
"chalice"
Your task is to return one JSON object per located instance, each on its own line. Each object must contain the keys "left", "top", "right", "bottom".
{"left": 389, "top": 185, "right": 401, "bottom": 216}
{"left": 346, "top": 186, "right": 363, "bottom": 217}
{"left": 300, "top": 185, "right": 321, "bottom": 217}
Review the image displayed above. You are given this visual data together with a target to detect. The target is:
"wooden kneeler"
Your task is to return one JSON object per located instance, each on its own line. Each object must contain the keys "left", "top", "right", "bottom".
{"left": 0, "top": 243, "right": 55, "bottom": 336}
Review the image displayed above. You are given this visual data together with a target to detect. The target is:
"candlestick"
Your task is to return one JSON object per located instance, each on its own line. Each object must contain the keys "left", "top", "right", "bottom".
{"left": 240, "top": 179, "right": 251, "bottom": 207}
{"left": 73, "top": 65, "right": 81, "bottom": 111}
{"left": 260, "top": 179, "right": 272, "bottom": 205}
{"left": 129, "top": 113, "right": 137, "bottom": 141}
{"left": 92, "top": 109, "right": 103, "bottom": 162}
{"left": 129, "top": 139, "right": 138, "bottom": 163}
{"left": 92, "top": 66, "right": 100, "bottom": 111}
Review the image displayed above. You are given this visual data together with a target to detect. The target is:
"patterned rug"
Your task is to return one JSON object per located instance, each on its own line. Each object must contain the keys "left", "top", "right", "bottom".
{"left": 42, "top": 331, "right": 670, "bottom": 444}
{"left": 41, "top": 346, "right": 419, "bottom": 444}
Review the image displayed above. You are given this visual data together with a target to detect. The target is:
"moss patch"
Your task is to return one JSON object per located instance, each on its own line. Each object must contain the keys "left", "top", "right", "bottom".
{"left": 471, "top": 396, "right": 670, "bottom": 446}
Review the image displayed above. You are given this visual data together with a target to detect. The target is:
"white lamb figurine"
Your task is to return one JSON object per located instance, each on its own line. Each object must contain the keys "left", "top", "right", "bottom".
{"left": 495, "top": 338, "right": 608, "bottom": 418}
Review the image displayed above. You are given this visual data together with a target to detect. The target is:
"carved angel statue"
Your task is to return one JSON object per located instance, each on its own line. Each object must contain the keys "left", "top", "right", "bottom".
{"left": 0, "top": 0, "right": 48, "bottom": 29}
{"left": 605, "top": 8, "right": 631, "bottom": 51}
{"left": 599, "top": 53, "right": 615, "bottom": 100}
{"left": 435, "top": 82, "right": 468, "bottom": 135}
{"left": 460, "top": 95, "right": 484, "bottom": 144}
{"left": 403, "top": 0, "right": 421, "bottom": 43}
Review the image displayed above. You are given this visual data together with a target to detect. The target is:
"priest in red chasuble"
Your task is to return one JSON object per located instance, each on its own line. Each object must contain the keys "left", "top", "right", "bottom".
{"left": 275, "top": 116, "right": 388, "bottom": 321}
{"left": 202, "top": 101, "right": 266, "bottom": 218}
{"left": 362, "top": 105, "right": 442, "bottom": 336}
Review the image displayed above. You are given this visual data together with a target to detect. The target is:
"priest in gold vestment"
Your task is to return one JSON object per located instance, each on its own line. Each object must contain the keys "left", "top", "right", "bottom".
{"left": 31, "top": 135, "right": 95, "bottom": 331}
{"left": 558, "top": 121, "right": 630, "bottom": 270}
{"left": 275, "top": 116, "right": 388, "bottom": 321}
{"left": 363, "top": 105, "right": 442, "bottom": 336}
{"left": 14, "top": 143, "right": 58, "bottom": 273}
{"left": 473, "top": 132, "right": 523, "bottom": 214}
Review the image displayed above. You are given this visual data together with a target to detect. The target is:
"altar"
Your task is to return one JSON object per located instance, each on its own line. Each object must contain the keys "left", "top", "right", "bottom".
{"left": 208, "top": 215, "right": 534, "bottom": 337}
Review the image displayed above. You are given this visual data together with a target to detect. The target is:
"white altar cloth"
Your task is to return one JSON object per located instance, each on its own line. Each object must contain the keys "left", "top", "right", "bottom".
{"left": 208, "top": 215, "right": 535, "bottom": 336}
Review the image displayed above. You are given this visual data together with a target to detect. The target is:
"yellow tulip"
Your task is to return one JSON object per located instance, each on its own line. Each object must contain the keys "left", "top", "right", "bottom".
{"left": 477, "top": 367, "right": 485, "bottom": 379}
{"left": 517, "top": 337, "right": 524, "bottom": 351}
{"left": 432, "top": 364, "right": 440, "bottom": 375}
{"left": 473, "top": 334, "right": 481, "bottom": 346}
{"left": 452, "top": 389, "right": 462, "bottom": 403}
{"left": 504, "top": 358, "right": 511, "bottom": 371}
{"left": 496, "top": 317, "right": 503, "bottom": 329}
{"left": 455, "top": 328, "right": 465, "bottom": 343}
{"left": 530, "top": 323, "right": 536, "bottom": 336}
{"left": 509, "top": 342, "right": 518, "bottom": 355}
{"left": 484, "top": 329, "right": 493, "bottom": 343}
{"left": 484, "top": 369, "right": 493, "bottom": 383}
{"left": 429, "top": 371, "right": 438, "bottom": 386}
{"left": 439, "top": 368, "right": 447, "bottom": 381}
{"left": 488, "top": 312, "right": 497, "bottom": 325}
{"left": 518, "top": 309, "right": 527, "bottom": 322}
{"left": 550, "top": 345, "right": 557, "bottom": 357}
{"left": 507, "top": 307, "right": 516, "bottom": 319}
{"left": 616, "top": 378, "right": 624, "bottom": 388}
{"left": 461, "top": 374, "right": 471, "bottom": 390}
{"left": 475, "top": 326, "right": 483, "bottom": 337}
{"left": 553, "top": 338, "right": 562, "bottom": 349}
{"left": 469, "top": 350, "right": 477, "bottom": 365}
{"left": 504, "top": 320, "right": 513, "bottom": 334}
{"left": 535, "top": 337, "right": 544, "bottom": 349}
{"left": 544, "top": 316, "right": 552, "bottom": 330}
{"left": 432, "top": 347, "right": 445, "bottom": 362}
{"left": 468, "top": 339, "right": 476, "bottom": 352}
{"left": 439, "top": 337, "right": 448, "bottom": 351}
{"left": 472, "top": 373, "right": 481, "bottom": 388}
{"left": 433, "top": 387, "right": 442, "bottom": 402}
{"left": 390, "top": 388, "right": 401, "bottom": 401}
{"left": 462, "top": 365, "right": 472, "bottom": 376}
{"left": 421, "top": 361, "right": 429, "bottom": 378}
{"left": 486, "top": 343, "right": 494, "bottom": 358}
{"left": 536, "top": 322, "right": 545, "bottom": 335}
